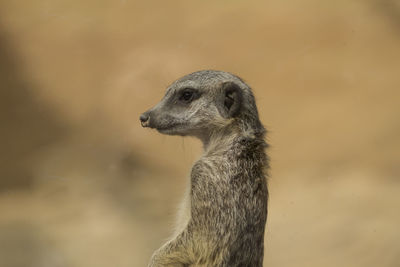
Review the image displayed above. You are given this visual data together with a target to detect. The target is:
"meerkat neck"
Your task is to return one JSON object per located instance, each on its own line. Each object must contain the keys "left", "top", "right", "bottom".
{"left": 201, "top": 122, "right": 259, "bottom": 154}
{"left": 202, "top": 132, "right": 236, "bottom": 153}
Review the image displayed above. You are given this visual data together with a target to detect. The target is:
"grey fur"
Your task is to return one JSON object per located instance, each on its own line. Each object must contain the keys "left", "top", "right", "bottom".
{"left": 140, "top": 70, "right": 269, "bottom": 267}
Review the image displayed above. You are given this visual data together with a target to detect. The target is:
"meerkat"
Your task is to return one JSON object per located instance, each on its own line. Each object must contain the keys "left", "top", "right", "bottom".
{"left": 140, "top": 70, "right": 269, "bottom": 267}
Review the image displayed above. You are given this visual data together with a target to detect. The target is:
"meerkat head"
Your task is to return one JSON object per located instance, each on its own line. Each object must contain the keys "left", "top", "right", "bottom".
{"left": 140, "top": 70, "right": 264, "bottom": 142}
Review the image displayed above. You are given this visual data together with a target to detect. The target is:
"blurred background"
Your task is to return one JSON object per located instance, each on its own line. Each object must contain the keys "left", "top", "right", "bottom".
{"left": 0, "top": 0, "right": 399, "bottom": 266}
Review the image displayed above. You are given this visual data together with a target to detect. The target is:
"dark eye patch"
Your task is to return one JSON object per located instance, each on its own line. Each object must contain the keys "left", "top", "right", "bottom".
{"left": 178, "top": 88, "right": 200, "bottom": 103}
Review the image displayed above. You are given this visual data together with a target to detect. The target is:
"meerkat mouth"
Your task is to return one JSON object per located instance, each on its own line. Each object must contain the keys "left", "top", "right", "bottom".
{"left": 156, "top": 124, "right": 179, "bottom": 133}
{"left": 155, "top": 122, "right": 187, "bottom": 135}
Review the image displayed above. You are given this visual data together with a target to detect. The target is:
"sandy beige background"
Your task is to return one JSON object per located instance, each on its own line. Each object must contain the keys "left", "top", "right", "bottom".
{"left": 0, "top": 0, "right": 399, "bottom": 266}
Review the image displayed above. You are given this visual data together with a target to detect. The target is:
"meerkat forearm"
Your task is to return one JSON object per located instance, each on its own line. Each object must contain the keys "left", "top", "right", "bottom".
{"left": 149, "top": 231, "right": 192, "bottom": 267}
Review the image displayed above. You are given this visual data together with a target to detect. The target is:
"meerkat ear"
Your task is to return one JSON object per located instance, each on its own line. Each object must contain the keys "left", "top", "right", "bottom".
{"left": 218, "top": 82, "right": 243, "bottom": 118}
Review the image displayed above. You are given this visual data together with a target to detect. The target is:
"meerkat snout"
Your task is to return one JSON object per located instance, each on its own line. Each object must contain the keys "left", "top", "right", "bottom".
{"left": 139, "top": 113, "right": 150, "bottom": 127}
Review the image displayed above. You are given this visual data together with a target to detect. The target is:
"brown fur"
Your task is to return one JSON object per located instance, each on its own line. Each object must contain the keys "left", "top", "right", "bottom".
{"left": 140, "top": 70, "right": 269, "bottom": 266}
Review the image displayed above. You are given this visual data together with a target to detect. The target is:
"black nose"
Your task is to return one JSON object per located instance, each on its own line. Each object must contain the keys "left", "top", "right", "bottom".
{"left": 140, "top": 113, "right": 150, "bottom": 127}
{"left": 140, "top": 113, "right": 149, "bottom": 123}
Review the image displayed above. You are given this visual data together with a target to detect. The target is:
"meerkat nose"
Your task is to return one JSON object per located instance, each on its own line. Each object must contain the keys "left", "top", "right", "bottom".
{"left": 140, "top": 113, "right": 150, "bottom": 127}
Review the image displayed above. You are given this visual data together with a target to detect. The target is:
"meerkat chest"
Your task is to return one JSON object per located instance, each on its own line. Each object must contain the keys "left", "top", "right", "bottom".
{"left": 173, "top": 181, "right": 191, "bottom": 236}
{"left": 174, "top": 158, "right": 222, "bottom": 233}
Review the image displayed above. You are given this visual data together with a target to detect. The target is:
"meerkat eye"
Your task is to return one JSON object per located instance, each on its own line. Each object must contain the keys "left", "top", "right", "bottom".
{"left": 179, "top": 89, "right": 196, "bottom": 103}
